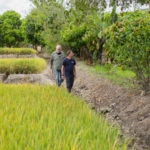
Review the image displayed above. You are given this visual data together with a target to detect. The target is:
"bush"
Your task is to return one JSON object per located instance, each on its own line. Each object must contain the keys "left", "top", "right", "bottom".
{"left": 103, "top": 11, "right": 150, "bottom": 93}
{"left": 0, "top": 58, "right": 46, "bottom": 74}
{"left": 61, "top": 24, "right": 87, "bottom": 51}
{"left": 0, "top": 48, "right": 37, "bottom": 55}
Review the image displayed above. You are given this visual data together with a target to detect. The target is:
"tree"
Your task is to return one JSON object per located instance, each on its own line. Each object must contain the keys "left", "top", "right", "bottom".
{"left": 103, "top": 11, "right": 150, "bottom": 93}
{"left": 0, "top": 11, "right": 23, "bottom": 47}
{"left": 24, "top": 9, "right": 46, "bottom": 49}
{"left": 28, "top": 0, "right": 66, "bottom": 51}
{"left": 29, "top": 0, "right": 150, "bottom": 55}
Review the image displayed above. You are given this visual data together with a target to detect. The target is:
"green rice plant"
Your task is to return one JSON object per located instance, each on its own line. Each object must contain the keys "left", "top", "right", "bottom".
{"left": 0, "top": 48, "right": 37, "bottom": 55}
{"left": 0, "top": 84, "right": 127, "bottom": 150}
{"left": 0, "top": 58, "right": 46, "bottom": 74}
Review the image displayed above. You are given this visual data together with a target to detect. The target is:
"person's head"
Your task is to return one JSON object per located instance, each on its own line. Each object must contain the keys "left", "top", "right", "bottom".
{"left": 67, "top": 50, "right": 74, "bottom": 58}
{"left": 55, "top": 45, "right": 62, "bottom": 53}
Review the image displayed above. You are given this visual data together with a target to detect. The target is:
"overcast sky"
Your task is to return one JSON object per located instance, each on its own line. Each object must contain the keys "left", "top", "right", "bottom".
{"left": 0, "top": 0, "right": 34, "bottom": 18}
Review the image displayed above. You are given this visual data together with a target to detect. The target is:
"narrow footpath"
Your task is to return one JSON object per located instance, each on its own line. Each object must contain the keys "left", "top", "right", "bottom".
{"left": 48, "top": 61, "right": 150, "bottom": 150}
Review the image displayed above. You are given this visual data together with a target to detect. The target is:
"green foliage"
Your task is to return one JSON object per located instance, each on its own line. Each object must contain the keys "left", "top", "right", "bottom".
{"left": 0, "top": 48, "right": 37, "bottom": 55}
{"left": 110, "top": 4, "right": 118, "bottom": 24}
{"left": 91, "top": 64, "right": 135, "bottom": 87}
{"left": 103, "top": 11, "right": 150, "bottom": 92}
{"left": 42, "top": 3, "right": 66, "bottom": 52}
{"left": 0, "top": 11, "right": 23, "bottom": 47}
{"left": 79, "top": 62, "right": 135, "bottom": 87}
{"left": 0, "top": 58, "right": 46, "bottom": 74}
{"left": 28, "top": 1, "right": 66, "bottom": 52}
{"left": 0, "top": 84, "right": 127, "bottom": 149}
{"left": 67, "top": 0, "right": 104, "bottom": 12}
{"left": 82, "top": 12, "right": 111, "bottom": 51}
{"left": 61, "top": 23, "right": 87, "bottom": 50}
{"left": 81, "top": 13, "right": 101, "bottom": 51}
{"left": 61, "top": 10, "right": 111, "bottom": 61}
{"left": 19, "top": 19, "right": 29, "bottom": 46}
{"left": 27, "top": 0, "right": 149, "bottom": 52}
{"left": 24, "top": 9, "right": 46, "bottom": 48}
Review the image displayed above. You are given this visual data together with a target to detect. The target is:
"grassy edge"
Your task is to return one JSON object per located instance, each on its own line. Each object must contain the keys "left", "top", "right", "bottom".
{"left": 79, "top": 61, "right": 136, "bottom": 88}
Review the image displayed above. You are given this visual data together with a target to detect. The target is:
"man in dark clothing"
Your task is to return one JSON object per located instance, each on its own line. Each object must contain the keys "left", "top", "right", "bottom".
{"left": 50, "top": 45, "right": 65, "bottom": 86}
{"left": 61, "top": 50, "right": 76, "bottom": 93}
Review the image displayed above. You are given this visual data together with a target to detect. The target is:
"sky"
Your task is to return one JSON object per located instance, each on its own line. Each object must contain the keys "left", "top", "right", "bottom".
{"left": 0, "top": 0, "right": 34, "bottom": 18}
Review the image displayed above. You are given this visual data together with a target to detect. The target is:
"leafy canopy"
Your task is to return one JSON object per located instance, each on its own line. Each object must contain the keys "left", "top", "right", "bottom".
{"left": 103, "top": 11, "right": 150, "bottom": 91}
{"left": 0, "top": 11, "right": 23, "bottom": 47}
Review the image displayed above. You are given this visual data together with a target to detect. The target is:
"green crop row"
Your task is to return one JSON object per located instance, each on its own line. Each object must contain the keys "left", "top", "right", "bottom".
{"left": 0, "top": 84, "right": 127, "bottom": 150}
{"left": 0, "top": 48, "right": 37, "bottom": 55}
{"left": 0, "top": 58, "right": 46, "bottom": 74}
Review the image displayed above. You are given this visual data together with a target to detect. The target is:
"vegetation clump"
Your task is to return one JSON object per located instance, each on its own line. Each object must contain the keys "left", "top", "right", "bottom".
{"left": 0, "top": 48, "right": 37, "bottom": 55}
{"left": 103, "top": 11, "right": 150, "bottom": 92}
{"left": 0, "top": 58, "right": 46, "bottom": 74}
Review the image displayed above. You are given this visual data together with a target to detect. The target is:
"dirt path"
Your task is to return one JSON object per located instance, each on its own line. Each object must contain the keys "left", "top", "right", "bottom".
{"left": 68, "top": 62, "right": 149, "bottom": 150}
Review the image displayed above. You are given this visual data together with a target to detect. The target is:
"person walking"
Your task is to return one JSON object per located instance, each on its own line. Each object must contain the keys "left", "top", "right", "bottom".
{"left": 61, "top": 50, "right": 76, "bottom": 93}
{"left": 50, "top": 45, "right": 65, "bottom": 86}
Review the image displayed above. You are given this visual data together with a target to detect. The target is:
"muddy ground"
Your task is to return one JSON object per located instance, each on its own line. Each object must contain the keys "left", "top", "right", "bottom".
{"left": 69, "top": 63, "right": 150, "bottom": 150}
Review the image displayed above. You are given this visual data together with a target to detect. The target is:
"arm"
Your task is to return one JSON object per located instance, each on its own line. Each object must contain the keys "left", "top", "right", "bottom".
{"left": 73, "top": 65, "right": 76, "bottom": 78}
{"left": 50, "top": 54, "right": 54, "bottom": 74}
{"left": 50, "top": 55, "right": 53, "bottom": 69}
{"left": 73, "top": 59, "right": 76, "bottom": 78}
{"left": 61, "top": 65, "right": 65, "bottom": 80}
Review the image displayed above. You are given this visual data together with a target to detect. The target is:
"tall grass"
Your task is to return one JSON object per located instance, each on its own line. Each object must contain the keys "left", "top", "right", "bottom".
{"left": 0, "top": 84, "right": 127, "bottom": 150}
{"left": 0, "top": 58, "right": 46, "bottom": 74}
{"left": 0, "top": 48, "right": 37, "bottom": 55}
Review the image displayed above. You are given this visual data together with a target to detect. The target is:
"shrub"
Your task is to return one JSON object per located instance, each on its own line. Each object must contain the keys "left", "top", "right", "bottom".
{"left": 61, "top": 23, "right": 87, "bottom": 53}
{"left": 103, "top": 11, "right": 150, "bottom": 93}
{"left": 0, "top": 58, "right": 46, "bottom": 74}
{"left": 0, "top": 48, "right": 37, "bottom": 55}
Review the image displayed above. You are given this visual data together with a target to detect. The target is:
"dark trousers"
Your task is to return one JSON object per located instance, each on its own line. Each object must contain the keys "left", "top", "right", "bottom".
{"left": 66, "top": 77, "right": 74, "bottom": 93}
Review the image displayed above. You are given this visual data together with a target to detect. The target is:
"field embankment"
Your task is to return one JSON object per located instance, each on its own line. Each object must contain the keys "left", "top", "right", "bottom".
{"left": 72, "top": 62, "right": 150, "bottom": 150}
